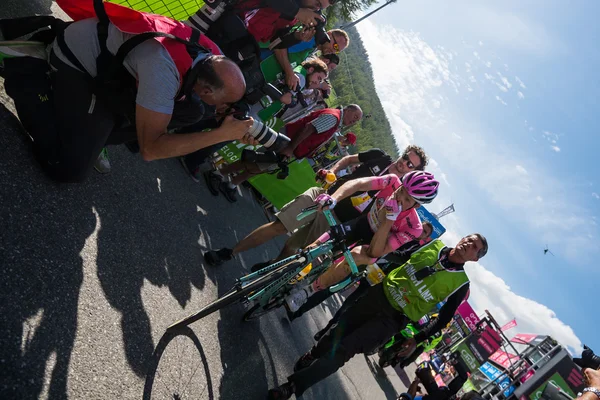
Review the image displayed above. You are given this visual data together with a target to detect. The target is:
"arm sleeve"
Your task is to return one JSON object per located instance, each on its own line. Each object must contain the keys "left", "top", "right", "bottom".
{"left": 358, "top": 148, "right": 387, "bottom": 163}
{"left": 413, "top": 283, "right": 470, "bottom": 344}
{"left": 368, "top": 173, "right": 401, "bottom": 191}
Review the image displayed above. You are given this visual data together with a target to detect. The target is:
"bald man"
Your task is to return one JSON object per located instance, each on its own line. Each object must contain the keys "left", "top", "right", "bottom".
{"left": 6, "top": 17, "right": 253, "bottom": 182}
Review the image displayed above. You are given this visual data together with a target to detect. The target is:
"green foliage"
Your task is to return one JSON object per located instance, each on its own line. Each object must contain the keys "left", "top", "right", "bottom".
{"left": 327, "top": 26, "right": 399, "bottom": 157}
{"left": 325, "top": 0, "right": 379, "bottom": 26}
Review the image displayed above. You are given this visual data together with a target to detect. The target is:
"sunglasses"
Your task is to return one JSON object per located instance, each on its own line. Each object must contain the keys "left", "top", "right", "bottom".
{"left": 401, "top": 154, "right": 416, "bottom": 170}
{"left": 331, "top": 36, "right": 341, "bottom": 54}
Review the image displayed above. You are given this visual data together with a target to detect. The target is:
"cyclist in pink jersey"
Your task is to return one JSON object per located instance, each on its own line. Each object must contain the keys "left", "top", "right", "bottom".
{"left": 285, "top": 171, "right": 440, "bottom": 312}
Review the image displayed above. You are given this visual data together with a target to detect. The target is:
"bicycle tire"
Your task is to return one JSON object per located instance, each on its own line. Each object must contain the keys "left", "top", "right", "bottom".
{"left": 243, "top": 299, "right": 281, "bottom": 321}
{"left": 167, "top": 258, "right": 305, "bottom": 331}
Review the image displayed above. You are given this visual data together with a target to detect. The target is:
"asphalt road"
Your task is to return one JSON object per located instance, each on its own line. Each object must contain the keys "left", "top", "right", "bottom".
{"left": 0, "top": 2, "right": 416, "bottom": 399}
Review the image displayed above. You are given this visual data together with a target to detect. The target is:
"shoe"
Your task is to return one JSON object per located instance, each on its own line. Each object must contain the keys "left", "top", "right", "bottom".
{"left": 251, "top": 260, "right": 272, "bottom": 273}
{"left": 267, "top": 382, "right": 295, "bottom": 400}
{"left": 94, "top": 148, "right": 111, "bottom": 174}
{"left": 203, "top": 248, "right": 233, "bottom": 266}
{"left": 0, "top": 41, "right": 47, "bottom": 67}
{"left": 179, "top": 157, "right": 203, "bottom": 182}
{"left": 294, "top": 351, "right": 316, "bottom": 372}
{"left": 203, "top": 170, "right": 222, "bottom": 196}
{"left": 219, "top": 181, "right": 238, "bottom": 203}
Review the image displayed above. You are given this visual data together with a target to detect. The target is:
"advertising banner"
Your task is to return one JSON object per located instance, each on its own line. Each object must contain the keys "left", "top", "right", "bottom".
{"left": 511, "top": 333, "right": 546, "bottom": 345}
{"left": 479, "top": 362, "right": 515, "bottom": 397}
{"left": 501, "top": 319, "right": 518, "bottom": 331}
{"left": 416, "top": 207, "right": 446, "bottom": 239}
{"left": 466, "top": 325, "right": 503, "bottom": 364}
{"left": 489, "top": 350, "right": 520, "bottom": 369}
{"left": 456, "top": 341, "right": 481, "bottom": 373}
{"left": 456, "top": 302, "right": 480, "bottom": 332}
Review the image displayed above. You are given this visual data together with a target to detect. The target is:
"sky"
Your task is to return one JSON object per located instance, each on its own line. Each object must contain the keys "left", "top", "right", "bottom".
{"left": 353, "top": 0, "right": 600, "bottom": 355}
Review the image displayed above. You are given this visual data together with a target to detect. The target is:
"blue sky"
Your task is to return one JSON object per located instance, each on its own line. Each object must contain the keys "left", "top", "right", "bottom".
{"left": 353, "top": 0, "right": 600, "bottom": 354}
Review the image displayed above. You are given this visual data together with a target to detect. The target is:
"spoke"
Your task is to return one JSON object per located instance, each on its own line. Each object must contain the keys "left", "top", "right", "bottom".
{"left": 156, "top": 367, "right": 178, "bottom": 399}
{"left": 179, "top": 359, "right": 204, "bottom": 399}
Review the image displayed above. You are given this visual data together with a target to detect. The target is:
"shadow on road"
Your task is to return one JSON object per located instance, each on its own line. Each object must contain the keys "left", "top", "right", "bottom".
{"left": 0, "top": 103, "right": 94, "bottom": 398}
{"left": 0, "top": 96, "right": 213, "bottom": 396}
{"left": 364, "top": 355, "right": 400, "bottom": 400}
{"left": 143, "top": 327, "right": 214, "bottom": 400}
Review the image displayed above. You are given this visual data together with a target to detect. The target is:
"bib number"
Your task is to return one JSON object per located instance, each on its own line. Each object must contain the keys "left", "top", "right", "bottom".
{"left": 365, "top": 263, "right": 386, "bottom": 286}
{"left": 351, "top": 192, "right": 372, "bottom": 213}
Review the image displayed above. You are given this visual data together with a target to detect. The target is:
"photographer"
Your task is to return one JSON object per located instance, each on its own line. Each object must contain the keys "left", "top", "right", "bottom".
{"left": 204, "top": 104, "right": 362, "bottom": 202}
{"left": 1, "top": 1, "right": 257, "bottom": 183}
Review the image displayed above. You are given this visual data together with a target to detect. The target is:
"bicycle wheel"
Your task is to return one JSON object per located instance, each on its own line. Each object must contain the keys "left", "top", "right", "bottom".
{"left": 242, "top": 297, "right": 281, "bottom": 321}
{"left": 143, "top": 327, "right": 213, "bottom": 400}
{"left": 167, "top": 258, "right": 305, "bottom": 331}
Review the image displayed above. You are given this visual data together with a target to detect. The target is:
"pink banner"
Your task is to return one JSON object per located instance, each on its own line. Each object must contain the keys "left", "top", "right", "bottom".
{"left": 500, "top": 319, "right": 517, "bottom": 331}
{"left": 511, "top": 333, "right": 538, "bottom": 344}
{"left": 456, "top": 301, "right": 480, "bottom": 332}
{"left": 489, "top": 350, "right": 520, "bottom": 369}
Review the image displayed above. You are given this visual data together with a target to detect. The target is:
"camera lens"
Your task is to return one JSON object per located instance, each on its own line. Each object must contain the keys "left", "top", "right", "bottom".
{"left": 247, "top": 119, "right": 290, "bottom": 152}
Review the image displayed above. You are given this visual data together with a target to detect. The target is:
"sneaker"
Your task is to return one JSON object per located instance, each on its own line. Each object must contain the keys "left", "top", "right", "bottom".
{"left": 179, "top": 157, "right": 202, "bottom": 183}
{"left": 203, "top": 248, "right": 233, "bottom": 266}
{"left": 267, "top": 382, "right": 295, "bottom": 400}
{"left": 0, "top": 41, "right": 47, "bottom": 67}
{"left": 284, "top": 288, "right": 308, "bottom": 313}
{"left": 94, "top": 148, "right": 111, "bottom": 174}
{"left": 203, "top": 170, "right": 222, "bottom": 196}
{"left": 293, "top": 351, "right": 316, "bottom": 372}
{"left": 286, "top": 307, "right": 298, "bottom": 323}
{"left": 219, "top": 181, "right": 238, "bottom": 203}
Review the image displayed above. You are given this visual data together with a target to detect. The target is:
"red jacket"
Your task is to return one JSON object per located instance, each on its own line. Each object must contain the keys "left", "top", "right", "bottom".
{"left": 56, "top": 0, "right": 221, "bottom": 86}
{"left": 243, "top": 7, "right": 298, "bottom": 43}
{"left": 285, "top": 108, "right": 342, "bottom": 159}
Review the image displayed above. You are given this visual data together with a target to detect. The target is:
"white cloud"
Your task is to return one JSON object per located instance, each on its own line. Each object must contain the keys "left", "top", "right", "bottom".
{"left": 593, "top": 193, "right": 600, "bottom": 200}
{"left": 452, "top": 132, "right": 462, "bottom": 140}
{"left": 500, "top": 76, "right": 512, "bottom": 88}
{"left": 357, "top": 20, "right": 598, "bottom": 262}
{"left": 495, "top": 82, "right": 509, "bottom": 92}
{"left": 515, "top": 76, "right": 527, "bottom": 89}
{"left": 478, "top": 40, "right": 484, "bottom": 46}
{"left": 517, "top": 91, "right": 525, "bottom": 99}
{"left": 516, "top": 165, "right": 528, "bottom": 175}
{"left": 551, "top": 145, "right": 561, "bottom": 152}
{"left": 484, "top": 73, "right": 495, "bottom": 80}
{"left": 485, "top": 61, "right": 492, "bottom": 68}
{"left": 465, "top": 261, "right": 583, "bottom": 354}
{"left": 536, "top": 196, "right": 543, "bottom": 202}
{"left": 469, "top": 75, "right": 477, "bottom": 83}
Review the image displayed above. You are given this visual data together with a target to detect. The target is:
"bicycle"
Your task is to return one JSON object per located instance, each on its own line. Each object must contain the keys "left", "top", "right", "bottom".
{"left": 167, "top": 204, "right": 363, "bottom": 331}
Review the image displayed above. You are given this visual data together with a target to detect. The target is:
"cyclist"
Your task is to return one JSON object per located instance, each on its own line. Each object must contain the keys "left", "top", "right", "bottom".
{"left": 267, "top": 233, "right": 488, "bottom": 399}
{"left": 286, "top": 222, "right": 433, "bottom": 327}
{"left": 202, "top": 145, "right": 428, "bottom": 265}
{"left": 284, "top": 171, "right": 440, "bottom": 311}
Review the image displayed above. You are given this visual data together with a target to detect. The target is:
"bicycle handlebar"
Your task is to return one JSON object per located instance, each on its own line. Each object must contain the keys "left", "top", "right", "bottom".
{"left": 296, "top": 205, "right": 360, "bottom": 293}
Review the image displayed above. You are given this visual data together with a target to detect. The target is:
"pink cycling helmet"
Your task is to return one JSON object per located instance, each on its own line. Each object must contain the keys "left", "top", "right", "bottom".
{"left": 401, "top": 171, "right": 439, "bottom": 204}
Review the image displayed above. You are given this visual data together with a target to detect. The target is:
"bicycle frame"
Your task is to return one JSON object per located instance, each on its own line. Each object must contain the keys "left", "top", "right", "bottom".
{"left": 240, "top": 207, "right": 361, "bottom": 308}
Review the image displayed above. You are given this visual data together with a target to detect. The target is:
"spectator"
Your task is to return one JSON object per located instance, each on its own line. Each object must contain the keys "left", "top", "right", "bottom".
{"left": 203, "top": 104, "right": 363, "bottom": 202}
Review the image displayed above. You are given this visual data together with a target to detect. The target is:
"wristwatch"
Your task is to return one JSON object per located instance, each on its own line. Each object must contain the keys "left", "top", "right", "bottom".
{"left": 583, "top": 387, "right": 600, "bottom": 399}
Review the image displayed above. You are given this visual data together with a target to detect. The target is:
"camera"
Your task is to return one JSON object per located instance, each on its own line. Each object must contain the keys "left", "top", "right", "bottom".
{"left": 230, "top": 102, "right": 290, "bottom": 152}
{"left": 574, "top": 345, "right": 600, "bottom": 370}
{"left": 240, "top": 149, "right": 290, "bottom": 180}
{"left": 312, "top": 12, "right": 330, "bottom": 46}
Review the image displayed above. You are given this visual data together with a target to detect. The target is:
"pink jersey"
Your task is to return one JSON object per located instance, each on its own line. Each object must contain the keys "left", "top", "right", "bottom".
{"left": 365, "top": 174, "right": 423, "bottom": 251}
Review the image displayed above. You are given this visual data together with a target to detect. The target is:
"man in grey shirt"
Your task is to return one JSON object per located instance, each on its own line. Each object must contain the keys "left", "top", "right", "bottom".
{"left": 4, "top": 16, "right": 255, "bottom": 182}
